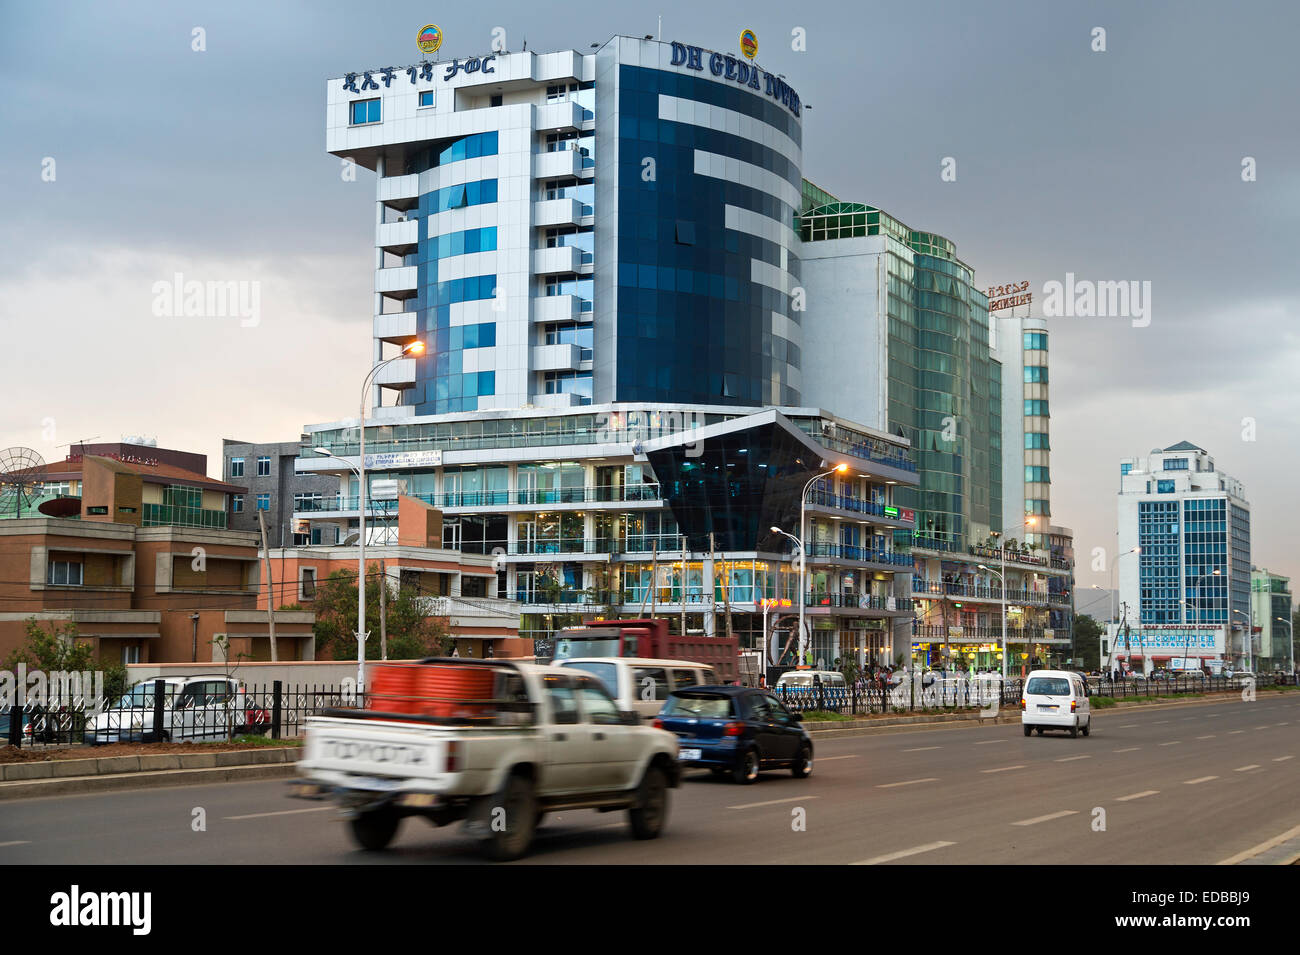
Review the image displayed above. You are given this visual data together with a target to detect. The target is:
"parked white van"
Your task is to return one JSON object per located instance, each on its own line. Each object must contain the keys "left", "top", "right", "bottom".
{"left": 775, "top": 670, "right": 846, "bottom": 689}
{"left": 556, "top": 658, "right": 719, "bottom": 720}
{"left": 1021, "top": 669, "right": 1091, "bottom": 738}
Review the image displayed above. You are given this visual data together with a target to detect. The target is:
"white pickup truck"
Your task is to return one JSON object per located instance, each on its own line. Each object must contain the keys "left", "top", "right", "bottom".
{"left": 292, "top": 659, "right": 681, "bottom": 860}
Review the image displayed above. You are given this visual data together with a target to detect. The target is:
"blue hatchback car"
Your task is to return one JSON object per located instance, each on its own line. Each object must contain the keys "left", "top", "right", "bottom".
{"left": 655, "top": 686, "right": 813, "bottom": 784}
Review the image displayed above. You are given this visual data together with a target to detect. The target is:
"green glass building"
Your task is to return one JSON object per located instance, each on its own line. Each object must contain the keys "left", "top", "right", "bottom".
{"left": 798, "top": 184, "right": 1002, "bottom": 550}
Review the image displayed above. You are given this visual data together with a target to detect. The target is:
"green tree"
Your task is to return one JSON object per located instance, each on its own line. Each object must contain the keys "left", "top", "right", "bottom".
{"left": 311, "top": 564, "right": 451, "bottom": 661}
{"left": 3, "top": 618, "right": 129, "bottom": 703}
{"left": 1073, "top": 614, "right": 1103, "bottom": 667}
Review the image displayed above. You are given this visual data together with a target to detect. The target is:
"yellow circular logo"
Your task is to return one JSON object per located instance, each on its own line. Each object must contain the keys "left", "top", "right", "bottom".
{"left": 740, "top": 29, "right": 758, "bottom": 59}
{"left": 417, "top": 24, "right": 443, "bottom": 55}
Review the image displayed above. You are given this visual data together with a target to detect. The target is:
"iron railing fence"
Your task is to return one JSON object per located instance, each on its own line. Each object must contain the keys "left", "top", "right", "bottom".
{"left": 3, "top": 682, "right": 360, "bottom": 750}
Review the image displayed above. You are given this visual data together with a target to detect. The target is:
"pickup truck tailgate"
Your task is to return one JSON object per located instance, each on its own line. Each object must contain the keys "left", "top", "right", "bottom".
{"left": 300, "top": 717, "right": 453, "bottom": 789}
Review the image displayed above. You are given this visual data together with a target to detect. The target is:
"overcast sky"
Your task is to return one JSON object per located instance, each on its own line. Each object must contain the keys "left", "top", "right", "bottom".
{"left": 2, "top": 1, "right": 1297, "bottom": 597}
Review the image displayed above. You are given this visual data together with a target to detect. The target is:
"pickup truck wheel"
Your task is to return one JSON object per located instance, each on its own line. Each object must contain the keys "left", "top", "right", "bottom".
{"left": 628, "top": 766, "right": 669, "bottom": 840}
{"left": 791, "top": 744, "right": 813, "bottom": 778}
{"left": 732, "top": 748, "right": 760, "bottom": 785}
{"left": 483, "top": 775, "right": 537, "bottom": 862}
{"left": 349, "top": 808, "right": 400, "bottom": 851}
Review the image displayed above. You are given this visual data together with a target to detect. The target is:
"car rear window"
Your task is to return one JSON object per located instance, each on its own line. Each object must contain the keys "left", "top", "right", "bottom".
{"left": 663, "top": 693, "right": 734, "bottom": 720}
{"left": 561, "top": 661, "right": 619, "bottom": 695}
{"left": 1026, "top": 677, "right": 1071, "bottom": 696}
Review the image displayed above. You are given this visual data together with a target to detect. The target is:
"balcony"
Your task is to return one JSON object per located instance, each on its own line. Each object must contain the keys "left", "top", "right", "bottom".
{"left": 803, "top": 593, "right": 913, "bottom": 613}
{"left": 532, "top": 294, "right": 581, "bottom": 324}
{"left": 533, "top": 246, "right": 581, "bottom": 276}
{"left": 373, "top": 358, "right": 415, "bottom": 388}
{"left": 377, "top": 174, "right": 418, "bottom": 209}
{"left": 805, "top": 489, "right": 914, "bottom": 526}
{"left": 374, "top": 312, "right": 417, "bottom": 343}
{"left": 535, "top": 100, "right": 583, "bottom": 133}
{"left": 911, "top": 578, "right": 1050, "bottom": 606}
{"left": 375, "top": 266, "right": 417, "bottom": 296}
{"left": 531, "top": 392, "right": 582, "bottom": 408}
{"left": 533, "top": 198, "right": 585, "bottom": 229}
{"left": 532, "top": 343, "right": 582, "bottom": 372}
{"left": 533, "top": 149, "right": 582, "bottom": 181}
{"left": 376, "top": 219, "right": 419, "bottom": 254}
{"left": 295, "top": 483, "right": 662, "bottom": 515}
{"left": 803, "top": 543, "right": 913, "bottom": 568}
{"left": 912, "top": 624, "right": 1054, "bottom": 643}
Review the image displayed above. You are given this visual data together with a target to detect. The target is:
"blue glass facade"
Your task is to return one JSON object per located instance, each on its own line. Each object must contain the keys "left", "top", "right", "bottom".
{"left": 613, "top": 64, "right": 802, "bottom": 405}
{"left": 1138, "top": 500, "right": 1182, "bottom": 624}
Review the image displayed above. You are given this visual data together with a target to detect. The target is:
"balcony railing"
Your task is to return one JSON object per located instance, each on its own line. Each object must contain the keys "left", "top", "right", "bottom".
{"left": 911, "top": 578, "right": 1051, "bottom": 605}
{"left": 911, "top": 624, "right": 1052, "bottom": 642}
{"left": 803, "top": 543, "right": 913, "bottom": 567}
{"left": 293, "top": 485, "right": 663, "bottom": 513}
{"left": 509, "top": 534, "right": 682, "bottom": 556}
{"left": 806, "top": 489, "right": 912, "bottom": 521}
{"left": 804, "top": 593, "right": 912, "bottom": 612}
{"left": 969, "top": 543, "right": 1073, "bottom": 572}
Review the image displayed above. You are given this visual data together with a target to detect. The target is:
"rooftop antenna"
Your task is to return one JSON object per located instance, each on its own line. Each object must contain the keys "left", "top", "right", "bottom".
{"left": 658, "top": 15, "right": 662, "bottom": 40}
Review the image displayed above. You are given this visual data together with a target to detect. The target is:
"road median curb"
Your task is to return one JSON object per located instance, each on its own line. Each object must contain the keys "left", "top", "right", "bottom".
{"left": 0, "top": 761, "right": 300, "bottom": 800}
{"left": 0, "top": 747, "right": 301, "bottom": 791}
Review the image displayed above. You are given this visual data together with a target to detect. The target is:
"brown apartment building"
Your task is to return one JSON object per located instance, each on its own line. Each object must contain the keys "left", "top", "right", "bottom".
{"left": 0, "top": 449, "right": 313, "bottom": 664}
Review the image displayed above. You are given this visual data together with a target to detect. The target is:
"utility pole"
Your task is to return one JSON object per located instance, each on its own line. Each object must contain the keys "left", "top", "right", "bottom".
{"left": 379, "top": 558, "right": 388, "bottom": 660}
{"left": 680, "top": 535, "right": 688, "bottom": 638}
{"left": 649, "top": 539, "right": 658, "bottom": 619}
{"left": 256, "top": 509, "right": 278, "bottom": 661}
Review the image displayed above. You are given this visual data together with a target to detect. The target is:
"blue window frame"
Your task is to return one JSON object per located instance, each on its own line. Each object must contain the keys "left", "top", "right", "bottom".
{"left": 1023, "top": 399, "right": 1049, "bottom": 417}
{"left": 256, "top": 494, "right": 270, "bottom": 511}
{"left": 1157, "top": 479, "right": 1175, "bottom": 493}
{"left": 1025, "top": 432, "right": 1050, "bottom": 450}
{"left": 1163, "top": 458, "right": 1188, "bottom": 470}
{"left": 1024, "top": 365, "right": 1048, "bottom": 383}
{"left": 418, "top": 90, "right": 434, "bottom": 108}
{"left": 1121, "top": 462, "right": 1132, "bottom": 475}
{"left": 1023, "top": 332, "right": 1048, "bottom": 350}
{"left": 350, "top": 98, "right": 381, "bottom": 125}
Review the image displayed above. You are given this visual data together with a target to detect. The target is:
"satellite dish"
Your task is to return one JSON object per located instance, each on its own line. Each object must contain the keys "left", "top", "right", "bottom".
{"left": 0, "top": 447, "right": 47, "bottom": 518}
{"left": 39, "top": 496, "right": 82, "bottom": 518}
{"left": 342, "top": 533, "right": 360, "bottom": 546}
{"left": 490, "top": 546, "right": 506, "bottom": 570}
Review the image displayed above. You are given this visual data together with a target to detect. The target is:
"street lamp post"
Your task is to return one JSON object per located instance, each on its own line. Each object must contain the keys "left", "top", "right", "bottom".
{"left": 1102, "top": 545, "right": 1142, "bottom": 674}
{"left": 983, "top": 517, "right": 1037, "bottom": 682}
{"left": 770, "top": 462, "right": 847, "bottom": 670}
{"left": 317, "top": 340, "right": 424, "bottom": 696}
{"left": 1183, "top": 569, "right": 1220, "bottom": 670}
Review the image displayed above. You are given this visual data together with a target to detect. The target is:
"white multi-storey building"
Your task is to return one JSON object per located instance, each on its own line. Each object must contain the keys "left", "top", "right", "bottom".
{"left": 1110, "top": 442, "right": 1252, "bottom": 672}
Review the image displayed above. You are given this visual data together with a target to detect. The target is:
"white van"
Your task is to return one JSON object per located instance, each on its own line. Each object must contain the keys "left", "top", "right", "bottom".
{"left": 556, "top": 657, "right": 719, "bottom": 720}
{"left": 775, "top": 670, "right": 846, "bottom": 689}
{"left": 1021, "top": 669, "right": 1091, "bottom": 738}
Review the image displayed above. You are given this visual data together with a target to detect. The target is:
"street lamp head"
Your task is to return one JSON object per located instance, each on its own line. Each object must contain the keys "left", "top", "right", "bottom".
{"left": 402, "top": 340, "right": 426, "bottom": 356}
{"left": 313, "top": 447, "right": 331, "bottom": 456}
{"left": 833, "top": 463, "right": 849, "bottom": 473}
{"left": 978, "top": 564, "right": 990, "bottom": 571}
{"left": 769, "top": 525, "right": 782, "bottom": 534}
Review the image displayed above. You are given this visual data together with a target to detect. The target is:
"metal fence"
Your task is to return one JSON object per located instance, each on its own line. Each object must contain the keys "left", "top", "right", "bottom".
{"left": 2, "top": 681, "right": 358, "bottom": 750}
{"left": 773, "top": 671, "right": 1288, "bottom": 717}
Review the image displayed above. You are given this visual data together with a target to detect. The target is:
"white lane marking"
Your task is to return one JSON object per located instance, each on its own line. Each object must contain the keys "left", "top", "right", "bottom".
{"left": 1054, "top": 755, "right": 1092, "bottom": 762}
{"left": 1196, "top": 735, "right": 1216, "bottom": 739}
{"left": 1116, "top": 791, "right": 1159, "bottom": 802}
{"left": 818, "top": 755, "right": 859, "bottom": 762}
{"left": 981, "top": 765, "right": 1026, "bottom": 774}
{"left": 1113, "top": 747, "right": 1141, "bottom": 753}
{"left": 727, "top": 795, "right": 821, "bottom": 810}
{"left": 1159, "top": 741, "right": 1182, "bottom": 746}
{"left": 1234, "top": 765, "right": 1261, "bottom": 772}
{"left": 902, "top": 746, "right": 941, "bottom": 752}
{"left": 225, "top": 806, "right": 337, "bottom": 821}
{"left": 1153, "top": 720, "right": 1170, "bottom": 724}
{"left": 974, "top": 740, "right": 1006, "bottom": 745}
{"left": 1273, "top": 756, "right": 1294, "bottom": 762}
{"left": 1184, "top": 775, "right": 1219, "bottom": 785}
{"left": 1012, "top": 810, "right": 1078, "bottom": 826}
{"left": 1217, "top": 822, "right": 1300, "bottom": 865}
{"left": 1276, "top": 722, "right": 1290, "bottom": 726}
{"left": 851, "top": 840, "right": 956, "bottom": 865}
{"left": 877, "top": 777, "right": 940, "bottom": 789}
{"left": 1228, "top": 730, "right": 1245, "bottom": 735}
{"left": 1119, "top": 724, "right": 1139, "bottom": 728}
{"left": 1256, "top": 726, "right": 1271, "bottom": 730}
{"left": 0, "top": 841, "right": 31, "bottom": 848}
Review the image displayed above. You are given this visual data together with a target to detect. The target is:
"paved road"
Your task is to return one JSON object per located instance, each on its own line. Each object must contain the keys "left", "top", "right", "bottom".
{"left": 3, "top": 694, "right": 1298, "bottom": 865}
